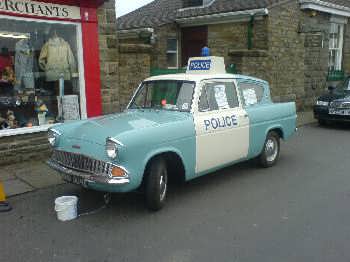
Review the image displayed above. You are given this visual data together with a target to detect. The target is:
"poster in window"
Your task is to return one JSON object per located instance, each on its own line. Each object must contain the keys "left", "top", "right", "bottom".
{"left": 214, "top": 85, "right": 229, "bottom": 109}
{"left": 243, "top": 88, "right": 258, "bottom": 106}
{"left": 57, "top": 95, "right": 81, "bottom": 121}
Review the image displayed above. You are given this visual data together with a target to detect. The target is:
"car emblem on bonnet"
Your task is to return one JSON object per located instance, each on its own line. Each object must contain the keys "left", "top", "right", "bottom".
{"left": 72, "top": 145, "right": 81, "bottom": 149}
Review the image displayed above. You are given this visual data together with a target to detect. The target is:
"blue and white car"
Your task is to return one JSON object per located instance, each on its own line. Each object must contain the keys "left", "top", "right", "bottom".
{"left": 47, "top": 56, "right": 297, "bottom": 211}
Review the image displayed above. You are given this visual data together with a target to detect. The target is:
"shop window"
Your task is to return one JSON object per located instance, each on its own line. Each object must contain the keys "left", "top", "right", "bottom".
{"left": 329, "top": 23, "right": 344, "bottom": 71}
{"left": 0, "top": 16, "right": 83, "bottom": 132}
{"left": 166, "top": 38, "right": 178, "bottom": 68}
{"left": 199, "top": 82, "right": 239, "bottom": 112}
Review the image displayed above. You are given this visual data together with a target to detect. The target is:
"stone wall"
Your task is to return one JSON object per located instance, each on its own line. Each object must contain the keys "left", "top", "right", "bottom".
{"left": 208, "top": 19, "right": 268, "bottom": 63}
{"left": 151, "top": 24, "right": 179, "bottom": 69}
{"left": 299, "top": 11, "right": 330, "bottom": 109}
{"left": 97, "top": 0, "right": 119, "bottom": 114}
{"left": 266, "top": 0, "right": 306, "bottom": 110}
{"left": 0, "top": 132, "right": 50, "bottom": 166}
{"left": 118, "top": 44, "right": 152, "bottom": 110}
{"left": 344, "top": 23, "right": 350, "bottom": 75}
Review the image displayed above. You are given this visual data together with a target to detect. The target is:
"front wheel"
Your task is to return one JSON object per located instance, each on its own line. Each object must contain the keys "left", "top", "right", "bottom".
{"left": 145, "top": 157, "right": 168, "bottom": 211}
{"left": 258, "top": 131, "right": 280, "bottom": 168}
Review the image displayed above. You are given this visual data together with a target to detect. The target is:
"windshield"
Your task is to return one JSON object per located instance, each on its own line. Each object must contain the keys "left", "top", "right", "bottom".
{"left": 335, "top": 77, "right": 350, "bottom": 93}
{"left": 129, "top": 80, "right": 195, "bottom": 112}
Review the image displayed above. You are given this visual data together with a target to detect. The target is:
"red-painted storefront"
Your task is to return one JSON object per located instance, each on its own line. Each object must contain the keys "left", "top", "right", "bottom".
{"left": 0, "top": 0, "right": 106, "bottom": 136}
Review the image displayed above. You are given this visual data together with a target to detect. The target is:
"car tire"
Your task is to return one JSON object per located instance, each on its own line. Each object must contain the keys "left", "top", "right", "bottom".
{"left": 145, "top": 157, "right": 168, "bottom": 211}
{"left": 258, "top": 131, "right": 280, "bottom": 168}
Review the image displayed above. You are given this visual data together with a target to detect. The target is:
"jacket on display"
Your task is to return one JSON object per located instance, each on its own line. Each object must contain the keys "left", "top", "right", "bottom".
{"left": 15, "top": 39, "right": 35, "bottom": 90}
{"left": 39, "top": 37, "right": 77, "bottom": 82}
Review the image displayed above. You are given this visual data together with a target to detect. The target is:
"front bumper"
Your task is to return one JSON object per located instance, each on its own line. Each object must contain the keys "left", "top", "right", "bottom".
{"left": 314, "top": 106, "right": 350, "bottom": 122}
{"left": 47, "top": 159, "right": 130, "bottom": 189}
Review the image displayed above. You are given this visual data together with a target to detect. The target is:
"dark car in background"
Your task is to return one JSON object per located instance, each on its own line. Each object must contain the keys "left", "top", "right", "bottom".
{"left": 314, "top": 77, "right": 350, "bottom": 125}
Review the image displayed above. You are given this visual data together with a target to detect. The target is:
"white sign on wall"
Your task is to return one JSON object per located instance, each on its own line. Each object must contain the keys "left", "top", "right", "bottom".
{"left": 0, "top": 0, "right": 81, "bottom": 20}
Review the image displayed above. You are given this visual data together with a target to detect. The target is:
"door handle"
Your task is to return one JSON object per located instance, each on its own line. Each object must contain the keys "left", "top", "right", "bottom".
{"left": 243, "top": 114, "right": 248, "bottom": 118}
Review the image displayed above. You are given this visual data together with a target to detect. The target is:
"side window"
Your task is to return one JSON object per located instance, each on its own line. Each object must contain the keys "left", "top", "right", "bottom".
{"left": 199, "top": 81, "right": 239, "bottom": 112}
{"left": 238, "top": 82, "right": 265, "bottom": 107}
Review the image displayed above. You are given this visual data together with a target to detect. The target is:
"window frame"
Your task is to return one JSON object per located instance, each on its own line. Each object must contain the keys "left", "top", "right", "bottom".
{"left": 197, "top": 79, "right": 241, "bottom": 113}
{"left": 328, "top": 22, "right": 344, "bottom": 71}
{"left": 166, "top": 38, "right": 178, "bottom": 69}
{"left": 237, "top": 80, "right": 266, "bottom": 108}
{"left": 128, "top": 80, "right": 196, "bottom": 112}
{"left": 0, "top": 14, "right": 86, "bottom": 138}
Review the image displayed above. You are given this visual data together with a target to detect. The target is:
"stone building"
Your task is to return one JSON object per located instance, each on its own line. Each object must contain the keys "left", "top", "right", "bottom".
{"left": 0, "top": 0, "right": 118, "bottom": 165}
{"left": 117, "top": 0, "right": 350, "bottom": 111}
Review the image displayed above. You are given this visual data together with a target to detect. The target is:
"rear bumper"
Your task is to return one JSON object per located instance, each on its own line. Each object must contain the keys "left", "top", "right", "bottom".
{"left": 47, "top": 159, "right": 131, "bottom": 192}
{"left": 313, "top": 106, "right": 350, "bottom": 122}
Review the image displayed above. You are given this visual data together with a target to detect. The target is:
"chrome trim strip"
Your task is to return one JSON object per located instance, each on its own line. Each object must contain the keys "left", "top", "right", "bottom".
{"left": 47, "top": 160, "right": 130, "bottom": 186}
{"left": 51, "top": 150, "right": 129, "bottom": 177}
{"left": 107, "top": 137, "right": 125, "bottom": 147}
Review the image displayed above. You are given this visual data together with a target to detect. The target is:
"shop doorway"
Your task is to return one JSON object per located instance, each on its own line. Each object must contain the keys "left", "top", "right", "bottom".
{"left": 181, "top": 26, "right": 208, "bottom": 67}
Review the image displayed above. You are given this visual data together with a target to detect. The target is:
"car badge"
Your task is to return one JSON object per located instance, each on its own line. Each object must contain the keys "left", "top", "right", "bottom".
{"left": 72, "top": 145, "right": 81, "bottom": 149}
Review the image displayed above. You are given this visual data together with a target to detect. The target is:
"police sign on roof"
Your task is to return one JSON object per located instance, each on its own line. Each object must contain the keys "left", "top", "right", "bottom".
{"left": 186, "top": 56, "right": 226, "bottom": 75}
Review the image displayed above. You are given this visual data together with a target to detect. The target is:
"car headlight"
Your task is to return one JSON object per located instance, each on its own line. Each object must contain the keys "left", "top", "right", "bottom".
{"left": 106, "top": 138, "right": 119, "bottom": 159}
{"left": 48, "top": 129, "right": 61, "bottom": 147}
{"left": 316, "top": 100, "right": 329, "bottom": 106}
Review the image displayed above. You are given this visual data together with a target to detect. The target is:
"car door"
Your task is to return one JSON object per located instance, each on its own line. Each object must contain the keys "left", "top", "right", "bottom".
{"left": 193, "top": 79, "right": 250, "bottom": 174}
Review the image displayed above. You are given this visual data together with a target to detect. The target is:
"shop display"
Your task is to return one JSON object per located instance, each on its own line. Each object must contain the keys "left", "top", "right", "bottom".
{"left": 0, "top": 47, "right": 14, "bottom": 84}
{"left": 39, "top": 32, "right": 77, "bottom": 82}
{"left": 0, "top": 17, "right": 81, "bottom": 131}
{"left": 15, "top": 38, "right": 35, "bottom": 91}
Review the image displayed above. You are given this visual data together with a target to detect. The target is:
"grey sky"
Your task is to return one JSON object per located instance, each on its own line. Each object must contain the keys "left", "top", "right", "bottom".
{"left": 117, "top": 0, "right": 154, "bottom": 17}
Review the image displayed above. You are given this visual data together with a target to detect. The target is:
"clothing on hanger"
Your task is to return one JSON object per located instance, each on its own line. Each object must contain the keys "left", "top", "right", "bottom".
{"left": 39, "top": 36, "right": 77, "bottom": 82}
{"left": 15, "top": 39, "right": 35, "bottom": 90}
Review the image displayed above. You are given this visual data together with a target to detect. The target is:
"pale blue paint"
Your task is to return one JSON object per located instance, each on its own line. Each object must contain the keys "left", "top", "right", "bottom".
{"left": 53, "top": 110, "right": 196, "bottom": 192}
{"left": 51, "top": 76, "right": 297, "bottom": 194}
{"left": 236, "top": 79, "right": 297, "bottom": 159}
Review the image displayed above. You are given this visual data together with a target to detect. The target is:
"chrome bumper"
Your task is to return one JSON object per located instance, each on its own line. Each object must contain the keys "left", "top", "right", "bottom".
{"left": 47, "top": 159, "right": 130, "bottom": 186}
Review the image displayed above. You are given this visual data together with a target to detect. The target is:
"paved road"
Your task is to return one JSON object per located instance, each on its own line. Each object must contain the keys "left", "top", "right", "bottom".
{"left": 1, "top": 124, "right": 350, "bottom": 262}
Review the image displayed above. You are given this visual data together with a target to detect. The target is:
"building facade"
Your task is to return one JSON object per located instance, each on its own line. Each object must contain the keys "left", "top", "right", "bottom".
{"left": 118, "top": 0, "right": 350, "bottom": 111}
{"left": 0, "top": 0, "right": 118, "bottom": 165}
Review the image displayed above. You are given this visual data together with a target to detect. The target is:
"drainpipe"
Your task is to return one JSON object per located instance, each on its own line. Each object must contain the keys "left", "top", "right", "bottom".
{"left": 247, "top": 15, "right": 255, "bottom": 50}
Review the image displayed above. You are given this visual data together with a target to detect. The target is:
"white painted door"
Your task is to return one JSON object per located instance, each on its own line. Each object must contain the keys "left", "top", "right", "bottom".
{"left": 194, "top": 80, "right": 250, "bottom": 174}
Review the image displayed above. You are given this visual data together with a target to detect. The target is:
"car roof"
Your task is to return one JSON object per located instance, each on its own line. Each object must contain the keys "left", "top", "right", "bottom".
{"left": 144, "top": 73, "right": 268, "bottom": 84}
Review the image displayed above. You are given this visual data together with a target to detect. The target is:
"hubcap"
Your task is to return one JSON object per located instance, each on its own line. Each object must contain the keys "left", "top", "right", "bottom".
{"left": 265, "top": 137, "right": 278, "bottom": 162}
{"left": 159, "top": 172, "right": 167, "bottom": 201}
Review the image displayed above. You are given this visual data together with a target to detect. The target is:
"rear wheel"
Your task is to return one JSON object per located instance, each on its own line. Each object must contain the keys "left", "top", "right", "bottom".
{"left": 258, "top": 131, "right": 280, "bottom": 168}
{"left": 145, "top": 157, "right": 168, "bottom": 211}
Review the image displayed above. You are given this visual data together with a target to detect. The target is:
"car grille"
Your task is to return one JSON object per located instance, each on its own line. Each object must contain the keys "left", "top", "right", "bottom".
{"left": 51, "top": 150, "right": 113, "bottom": 176}
{"left": 330, "top": 101, "right": 350, "bottom": 109}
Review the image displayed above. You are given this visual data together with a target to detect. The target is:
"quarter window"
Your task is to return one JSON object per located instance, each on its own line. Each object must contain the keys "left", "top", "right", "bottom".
{"left": 199, "top": 82, "right": 239, "bottom": 112}
{"left": 329, "top": 23, "right": 344, "bottom": 71}
{"left": 238, "top": 82, "right": 264, "bottom": 107}
{"left": 166, "top": 38, "right": 178, "bottom": 68}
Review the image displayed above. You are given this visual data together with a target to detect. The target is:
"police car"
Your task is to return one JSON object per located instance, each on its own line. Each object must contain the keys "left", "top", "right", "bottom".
{"left": 47, "top": 56, "right": 297, "bottom": 211}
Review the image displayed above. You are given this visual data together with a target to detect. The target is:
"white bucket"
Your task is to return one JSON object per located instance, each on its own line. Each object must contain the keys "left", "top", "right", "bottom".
{"left": 54, "top": 196, "right": 78, "bottom": 221}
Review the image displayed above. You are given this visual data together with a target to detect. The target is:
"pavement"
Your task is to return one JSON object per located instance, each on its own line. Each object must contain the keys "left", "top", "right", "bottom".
{"left": 1, "top": 118, "right": 350, "bottom": 262}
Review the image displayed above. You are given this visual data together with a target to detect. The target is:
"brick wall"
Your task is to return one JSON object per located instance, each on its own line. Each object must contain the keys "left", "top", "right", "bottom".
{"left": 299, "top": 11, "right": 330, "bottom": 109}
{"left": 118, "top": 44, "right": 152, "bottom": 110}
{"left": 267, "top": 1, "right": 306, "bottom": 110}
{"left": 0, "top": 132, "right": 50, "bottom": 166}
{"left": 151, "top": 24, "right": 179, "bottom": 69}
{"left": 344, "top": 23, "right": 350, "bottom": 76}
{"left": 208, "top": 19, "right": 268, "bottom": 62}
{"left": 97, "top": 0, "right": 119, "bottom": 114}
